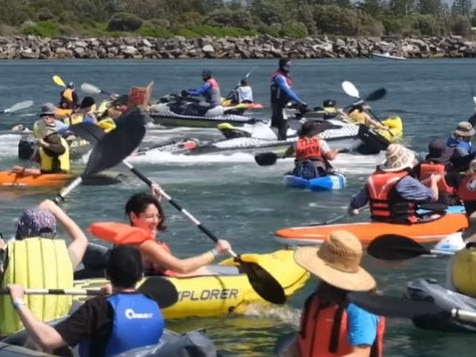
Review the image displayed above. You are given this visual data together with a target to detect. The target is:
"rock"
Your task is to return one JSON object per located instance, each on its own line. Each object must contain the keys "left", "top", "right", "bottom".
{"left": 202, "top": 44, "right": 214, "bottom": 53}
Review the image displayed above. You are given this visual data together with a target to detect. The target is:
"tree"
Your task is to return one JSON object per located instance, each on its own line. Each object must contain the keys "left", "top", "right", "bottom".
{"left": 358, "top": 0, "right": 383, "bottom": 18}
{"left": 417, "top": 0, "right": 444, "bottom": 16}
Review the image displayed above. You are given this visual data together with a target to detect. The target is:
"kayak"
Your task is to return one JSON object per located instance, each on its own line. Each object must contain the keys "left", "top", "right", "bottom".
{"left": 18, "top": 133, "right": 92, "bottom": 161}
{"left": 1, "top": 323, "right": 219, "bottom": 356}
{"left": 371, "top": 52, "right": 406, "bottom": 61}
{"left": 149, "top": 110, "right": 256, "bottom": 128}
{"left": 284, "top": 173, "right": 346, "bottom": 191}
{"left": 274, "top": 212, "right": 468, "bottom": 246}
{"left": 406, "top": 278, "right": 476, "bottom": 333}
{"left": 0, "top": 171, "right": 125, "bottom": 188}
{"left": 73, "top": 247, "right": 310, "bottom": 319}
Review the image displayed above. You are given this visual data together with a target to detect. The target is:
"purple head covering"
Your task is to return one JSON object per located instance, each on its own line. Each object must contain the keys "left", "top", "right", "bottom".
{"left": 15, "top": 208, "right": 57, "bottom": 240}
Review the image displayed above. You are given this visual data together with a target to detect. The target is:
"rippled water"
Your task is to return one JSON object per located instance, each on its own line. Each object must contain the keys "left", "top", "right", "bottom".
{"left": 1, "top": 58, "right": 476, "bottom": 356}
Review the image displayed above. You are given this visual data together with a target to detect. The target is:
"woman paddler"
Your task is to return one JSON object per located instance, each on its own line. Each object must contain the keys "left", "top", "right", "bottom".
{"left": 123, "top": 184, "right": 232, "bottom": 276}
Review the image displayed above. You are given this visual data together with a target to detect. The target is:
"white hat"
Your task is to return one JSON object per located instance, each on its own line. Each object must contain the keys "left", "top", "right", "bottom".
{"left": 379, "top": 144, "right": 415, "bottom": 172}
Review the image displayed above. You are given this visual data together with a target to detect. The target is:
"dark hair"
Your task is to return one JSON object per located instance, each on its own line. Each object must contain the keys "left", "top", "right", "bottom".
{"left": 125, "top": 192, "right": 166, "bottom": 231}
{"left": 315, "top": 281, "right": 348, "bottom": 307}
{"left": 106, "top": 245, "right": 143, "bottom": 288}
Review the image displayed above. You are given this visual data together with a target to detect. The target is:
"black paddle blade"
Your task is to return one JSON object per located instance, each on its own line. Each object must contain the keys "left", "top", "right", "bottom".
{"left": 83, "top": 113, "right": 146, "bottom": 176}
{"left": 239, "top": 261, "right": 287, "bottom": 305}
{"left": 348, "top": 292, "right": 445, "bottom": 318}
{"left": 69, "top": 122, "right": 105, "bottom": 144}
{"left": 139, "top": 277, "right": 178, "bottom": 309}
{"left": 364, "top": 88, "right": 386, "bottom": 102}
{"left": 255, "top": 152, "right": 278, "bottom": 166}
{"left": 418, "top": 202, "right": 448, "bottom": 212}
{"left": 367, "top": 234, "right": 430, "bottom": 261}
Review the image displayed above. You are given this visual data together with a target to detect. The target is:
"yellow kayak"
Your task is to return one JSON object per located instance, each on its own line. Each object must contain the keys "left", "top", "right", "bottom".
{"left": 74, "top": 249, "right": 309, "bottom": 319}
{"left": 346, "top": 114, "right": 403, "bottom": 144}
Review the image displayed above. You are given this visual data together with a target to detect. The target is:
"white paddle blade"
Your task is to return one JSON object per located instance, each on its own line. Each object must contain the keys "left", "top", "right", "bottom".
{"left": 342, "top": 81, "right": 360, "bottom": 99}
{"left": 473, "top": 96, "right": 476, "bottom": 105}
{"left": 432, "top": 232, "right": 465, "bottom": 254}
{"left": 4, "top": 100, "right": 34, "bottom": 113}
{"left": 81, "top": 82, "right": 102, "bottom": 95}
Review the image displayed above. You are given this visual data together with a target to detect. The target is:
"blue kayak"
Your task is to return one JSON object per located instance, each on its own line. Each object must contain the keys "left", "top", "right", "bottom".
{"left": 417, "top": 205, "right": 465, "bottom": 215}
{"left": 284, "top": 174, "right": 346, "bottom": 191}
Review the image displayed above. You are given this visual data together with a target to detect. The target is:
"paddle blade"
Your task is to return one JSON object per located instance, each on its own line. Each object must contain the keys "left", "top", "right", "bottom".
{"left": 342, "top": 81, "right": 360, "bottom": 98}
{"left": 89, "top": 222, "right": 152, "bottom": 245}
{"left": 348, "top": 292, "right": 445, "bottom": 318}
{"left": 238, "top": 257, "right": 286, "bottom": 305}
{"left": 81, "top": 82, "right": 102, "bottom": 95}
{"left": 367, "top": 234, "right": 430, "bottom": 261}
{"left": 68, "top": 122, "right": 105, "bottom": 144}
{"left": 53, "top": 75, "right": 65, "bottom": 87}
{"left": 255, "top": 152, "right": 279, "bottom": 166}
{"left": 3, "top": 100, "right": 34, "bottom": 114}
{"left": 364, "top": 88, "right": 386, "bottom": 102}
{"left": 83, "top": 109, "right": 146, "bottom": 176}
{"left": 139, "top": 277, "right": 178, "bottom": 309}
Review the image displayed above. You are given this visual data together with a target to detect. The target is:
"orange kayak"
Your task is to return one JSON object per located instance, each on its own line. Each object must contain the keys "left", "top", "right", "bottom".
{"left": 274, "top": 213, "right": 468, "bottom": 246}
{"left": 221, "top": 99, "right": 264, "bottom": 110}
{"left": 0, "top": 171, "right": 124, "bottom": 188}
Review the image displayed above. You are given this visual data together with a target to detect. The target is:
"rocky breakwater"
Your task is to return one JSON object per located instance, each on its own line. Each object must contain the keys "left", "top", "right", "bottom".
{"left": 1, "top": 35, "right": 476, "bottom": 60}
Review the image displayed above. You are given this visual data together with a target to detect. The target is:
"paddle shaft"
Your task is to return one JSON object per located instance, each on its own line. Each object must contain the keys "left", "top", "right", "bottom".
{"left": 121, "top": 161, "right": 239, "bottom": 258}
{"left": 310, "top": 206, "right": 369, "bottom": 226}
{"left": 0, "top": 288, "right": 103, "bottom": 295}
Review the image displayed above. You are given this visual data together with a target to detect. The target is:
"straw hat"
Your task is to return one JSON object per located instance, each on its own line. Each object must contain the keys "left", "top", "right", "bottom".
{"left": 463, "top": 211, "right": 476, "bottom": 242}
{"left": 379, "top": 143, "right": 415, "bottom": 172}
{"left": 454, "top": 122, "right": 475, "bottom": 137}
{"left": 294, "top": 230, "right": 376, "bottom": 292}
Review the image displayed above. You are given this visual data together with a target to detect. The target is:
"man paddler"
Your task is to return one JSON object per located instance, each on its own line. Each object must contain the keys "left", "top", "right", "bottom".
{"left": 348, "top": 143, "right": 441, "bottom": 223}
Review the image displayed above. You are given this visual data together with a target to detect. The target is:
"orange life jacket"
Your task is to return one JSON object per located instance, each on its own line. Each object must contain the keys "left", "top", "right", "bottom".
{"left": 139, "top": 240, "right": 176, "bottom": 277}
{"left": 418, "top": 162, "right": 457, "bottom": 205}
{"left": 457, "top": 173, "right": 476, "bottom": 217}
{"left": 295, "top": 137, "right": 322, "bottom": 161}
{"left": 297, "top": 294, "right": 385, "bottom": 357}
{"left": 366, "top": 170, "right": 416, "bottom": 223}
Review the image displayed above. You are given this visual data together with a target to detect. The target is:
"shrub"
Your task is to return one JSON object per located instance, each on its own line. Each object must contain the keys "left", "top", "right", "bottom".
{"left": 22, "top": 21, "right": 59, "bottom": 37}
{"left": 107, "top": 12, "right": 143, "bottom": 32}
{"left": 280, "top": 21, "right": 308, "bottom": 38}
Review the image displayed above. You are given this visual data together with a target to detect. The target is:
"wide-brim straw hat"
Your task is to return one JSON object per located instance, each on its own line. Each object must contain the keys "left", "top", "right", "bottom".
{"left": 454, "top": 121, "right": 475, "bottom": 137}
{"left": 294, "top": 230, "right": 376, "bottom": 292}
{"left": 379, "top": 143, "right": 415, "bottom": 172}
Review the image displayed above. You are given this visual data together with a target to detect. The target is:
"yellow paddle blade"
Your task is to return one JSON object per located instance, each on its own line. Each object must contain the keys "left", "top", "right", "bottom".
{"left": 53, "top": 75, "right": 65, "bottom": 87}
{"left": 217, "top": 122, "right": 235, "bottom": 130}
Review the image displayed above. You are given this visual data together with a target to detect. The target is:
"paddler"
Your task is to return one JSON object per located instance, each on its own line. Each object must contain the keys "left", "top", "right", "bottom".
{"left": 181, "top": 69, "right": 223, "bottom": 116}
{"left": 413, "top": 138, "right": 460, "bottom": 206}
{"left": 228, "top": 78, "right": 254, "bottom": 104}
{"left": 270, "top": 58, "right": 307, "bottom": 141}
{"left": 6, "top": 245, "right": 165, "bottom": 356}
{"left": 32, "top": 103, "right": 69, "bottom": 139}
{"left": 347, "top": 103, "right": 388, "bottom": 131}
{"left": 446, "top": 121, "right": 475, "bottom": 158}
{"left": 64, "top": 96, "right": 98, "bottom": 126}
{"left": 281, "top": 230, "right": 385, "bottom": 357}
{"left": 10, "top": 131, "right": 71, "bottom": 176}
{"left": 284, "top": 121, "right": 342, "bottom": 179}
{"left": 0, "top": 200, "right": 88, "bottom": 338}
{"left": 348, "top": 143, "right": 441, "bottom": 223}
{"left": 59, "top": 81, "right": 79, "bottom": 110}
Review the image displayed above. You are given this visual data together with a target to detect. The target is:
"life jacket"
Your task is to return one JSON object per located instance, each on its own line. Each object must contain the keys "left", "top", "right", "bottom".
{"left": 139, "top": 240, "right": 177, "bottom": 277}
{"left": 60, "top": 88, "right": 74, "bottom": 109}
{"left": 366, "top": 170, "right": 417, "bottom": 223}
{"left": 237, "top": 86, "right": 253, "bottom": 103}
{"left": 323, "top": 106, "right": 337, "bottom": 114}
{"left": 78, "top": 293, "right": 164, "bottom": 357}
{"left": 457, "top": 174, "right": 476, "bottom": 217}
{"left": 0, "top": 238, "right": 73, "bottom": 336}
{"left": 39, "top": 136, "right": 70, "bottom": 173}
{"left": 418, "top": 162, "right": 456, "bottom": 205}
{"left": 348, "top": 110, "right": 367, "bottom": 124}
{"left": 451, "top": 246, "right": 476, "bottom": 298}
{"left": 33, "top": 120, "right": 62, "bottom": 139}
{"left": 63, "top": 113, "right": 85, "bottom": 126}
{"left": 204, "top": 78, "right": 221, "bottom": 107}
{"left": 97, "top": 117, "right": 116, "bottom": 133}
{"left": 297, "top": 294, "right": 385, "bottom": 357}
{"left": 295, "top": 137, "right": 323, "bottom": 161}
{"left": 270, "top": 71, "right": 292, "bottom": 107}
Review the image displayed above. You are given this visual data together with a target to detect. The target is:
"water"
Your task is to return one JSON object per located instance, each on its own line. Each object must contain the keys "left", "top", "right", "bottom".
{"left": 1, "top": 58, "right": 476, "bottom": 356}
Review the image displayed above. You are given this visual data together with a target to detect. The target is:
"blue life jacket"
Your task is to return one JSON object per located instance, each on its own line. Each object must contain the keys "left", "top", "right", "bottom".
{"left": 446, "top": 136, "right": 472, "bottom": 155}
{"left": 79, "top": 293, "right": 164, "bottom": 357}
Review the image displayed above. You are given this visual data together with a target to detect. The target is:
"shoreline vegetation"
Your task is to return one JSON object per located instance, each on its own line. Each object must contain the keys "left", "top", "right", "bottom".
{"left": 1, "top": 0, "right": 476, "bottom": 59}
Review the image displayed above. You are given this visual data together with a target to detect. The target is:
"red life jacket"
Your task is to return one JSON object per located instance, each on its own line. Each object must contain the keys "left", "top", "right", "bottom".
{"left": 418, "top": 162, "right": 453, "bottom": 194}
{"left": 366, "top": 170, "right": 416, "bottom": 223}
{"left": 271, "top": 70, "right": 292, "bottom": 86}
{"left": 295, "top": 137, "right": 322, "bottom": 161}
{"left": 297, "top": 294, "right": 385, "bottom": 357}
{"left": 139, "top": 240, "right": 176, "bottom": 277}
{"left": 206, "top": 78, "right": 220, "bottom": 89}
{"left": 457, "top": 173, "right": 476, "bottom": 216}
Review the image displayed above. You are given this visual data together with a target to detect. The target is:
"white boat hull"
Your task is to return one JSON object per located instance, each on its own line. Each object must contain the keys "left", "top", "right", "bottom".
{"left": 371, "top": 52, "right": 406, "bottom": 61}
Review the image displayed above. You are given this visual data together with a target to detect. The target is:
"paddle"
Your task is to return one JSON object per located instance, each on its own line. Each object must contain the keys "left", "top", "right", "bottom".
{"left": 68, "top": 123, "right": 287, "bottom": 305}
{"left": 347, "top": 291, "right": 476, "bottom": 323}
{"left": 1, "top": 277, "right": 178, "bottom": 309}
{"left": 80, "top": 82, "right": 112, "bottom": 96}
{"left": 52, "top": 75, "right": 66, "bottom": 87}
{"left": 0, "top": 101, "right": 34, "bottom": 114}
{"left": 367, "top": 234, "right": 458, "bottom": 261}
{"left": 255, "top": 149, "right": 350, "bottom": 167}
{"left": 53, "top": 108, "right": 146, "bottom": 203}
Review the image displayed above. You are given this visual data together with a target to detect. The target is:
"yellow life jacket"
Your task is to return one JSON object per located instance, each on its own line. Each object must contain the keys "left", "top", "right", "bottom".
{"left": 452, "top": 247, "right": 476, "bottom": 298}
{"left": 39, "top": 136, "right": 70, "bottom": 173}
{"left": 377, "top": 116, "right": 404, "bottom": 142}
{"left": 96, "top": 100, "right": 111, "bottom": 115}
{"left": 62, "top": 88, "right": 73, "bottom": 102}
{"left": 64, "top": 113, "right": 85, "bottom": 126}
{"left": 98, "top": 117, "right": 116, "bottom": 133}
{"left": 348, "top": 110, "right": 368, "bottom": 124}
{"left": 0, "top": 238, "right": 73, "bottom": 335}
{"left": 323, "top": 106, "right": 337, "bottom": 113}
